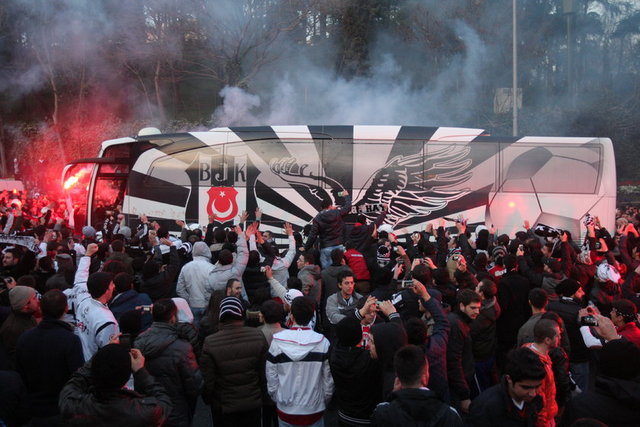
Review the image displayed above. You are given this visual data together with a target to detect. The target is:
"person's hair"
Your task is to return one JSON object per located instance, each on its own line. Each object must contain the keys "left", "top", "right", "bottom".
{"left": 287, "top": 277, "right": 302, "bottom": 291}
{"left": 102, "top": 259, "right": 126, "bottom": 275}
{"left": 152, "top": 298, "right": 177, "bottom": 323}
{"left": 504, "top": 347, "right": 546, "bottom": 383}
{"left": 87, "top": 272, "right": 114, "bottom": 299}
{"left": 337, "top": 270, "right": 354, "bottom": 285}
{"left": 300, "top": 252, "right": 315, "bottom": 265}
{"left": 40, "top": 289, "right": 67, "bottom": 319}
{"left": 503, "top": 254, "right": 517, "bottom": 270}
{"left": 4, "top": 247, "right": 21, "bottom": 260}
{"left": 457, "top": 288, "right": 481, "bottom": 306}
{"left": 330, "top": 248, "right": 344, "bottom": 265}
{"left": 17, "top": 275, "right": 36, "bottom": 289}
{"left": 612, "top": 298, "right": 638, "bottom": 323}
{"left": 540, "top": 310, "right": 564, "bottom": 329}
{"left": 394, "top": 345, "right": 427, "bottom": 387}
{"left": 320, "top": 198, "right": 332, "bottom": 210}
{"left": 218, "top": 249, "right": 233, "bottom": 265}
{"left": 478, "top": 279, "right": 497, "bottom": 299}
{"left": 260, "top": 300, "right": 285, "bottom": 324}
{"left": 225, "top": 278, "right": 239, "bottom": 291}
{"left": 528, "top": 288, "right": 548, "bottom": 310}
{"left": 213, "top": 228, "right": 227, "bottom": 243}
{"left": 113, "top": 272, "right": 134, "bottom": 294}
{"left": 411, "top": 264, "right": 432, "bottom": 286}
{"left": 405, "top": 317, "right": 428, "bottom": 346}
{"left": 356, "top": 213, "right": 367, "bottom": 224}
{"left": 111, "top": 239, "right": 124, "bottom": 253}
{"left": 290, "top": 296, "right": 315, "bottom": 326}
{"left": 533, "top": 318, "right": 558, "bottom": 343}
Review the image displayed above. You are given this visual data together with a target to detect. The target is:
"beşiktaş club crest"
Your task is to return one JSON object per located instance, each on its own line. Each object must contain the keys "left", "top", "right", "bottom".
{"left": 206, "top": 187, "right": 239, "bottom": 221}
{"left": 185, "top": 152, "right": 247, "bottom": 224}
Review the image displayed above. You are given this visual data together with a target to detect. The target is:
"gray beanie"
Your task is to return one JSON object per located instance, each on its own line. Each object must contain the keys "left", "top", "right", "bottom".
{"left": 82, "top": 226, "right": 97, "bottom": 239}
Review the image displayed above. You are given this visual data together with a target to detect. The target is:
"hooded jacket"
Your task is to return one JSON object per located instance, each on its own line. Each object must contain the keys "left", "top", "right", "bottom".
{"left": 134, "top": 322, "right": 202, "bottom": 427}
{"left": 266, "top": 328, "right": 334, "bottom": 416}
{"left": 371, "top": 388, "right": 463, "bottom": 427}
{"left": 207, "top": 237, "right": 249, "bottom": 292}
{"left": 176, "top": 241, "right": 215, "bottom": 309}
{"left": 298, "top": 264, "right": 322, "bottom": 304}
{"left": 468, "top": 378, "right": 542, "bottom": 427}
{"left": 562, "top": 375, "right": 640, "bottom": 427}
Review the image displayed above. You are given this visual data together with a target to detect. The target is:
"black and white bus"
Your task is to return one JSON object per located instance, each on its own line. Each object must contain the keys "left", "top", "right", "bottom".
{"left": 62, "top": 125, "right": 616, "bottom": 238}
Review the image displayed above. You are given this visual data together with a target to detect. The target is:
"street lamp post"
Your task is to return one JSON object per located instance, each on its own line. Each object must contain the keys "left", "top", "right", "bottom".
{"left": 512, "top": 0, "right": 518, "bottom": 136}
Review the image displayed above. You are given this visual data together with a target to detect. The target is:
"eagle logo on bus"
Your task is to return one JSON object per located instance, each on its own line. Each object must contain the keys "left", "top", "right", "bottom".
{"left": 206, "top": 187, "right": 239, "bottom": 221}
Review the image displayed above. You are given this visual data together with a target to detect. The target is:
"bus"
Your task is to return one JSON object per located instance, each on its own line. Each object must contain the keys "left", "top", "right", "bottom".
{"left": 61, "top": 125, "right": 616, "bottom": 239}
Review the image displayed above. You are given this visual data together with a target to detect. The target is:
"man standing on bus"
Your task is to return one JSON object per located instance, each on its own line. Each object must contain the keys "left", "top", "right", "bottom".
{"left": 304, "top": 191, "right": 352, "bottom": 269}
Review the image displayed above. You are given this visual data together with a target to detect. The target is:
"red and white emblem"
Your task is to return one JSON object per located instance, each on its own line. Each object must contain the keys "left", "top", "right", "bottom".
{"left": 206, "top": 187, "right": 239, "bottom": 221}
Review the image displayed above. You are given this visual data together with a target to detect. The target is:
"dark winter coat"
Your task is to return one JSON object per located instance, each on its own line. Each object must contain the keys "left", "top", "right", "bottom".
{"left": 467, "top": 378, "right": 542, "bottom": 427}
{"left": 58, "top": 365, "right": 172, "bottom": 427}
{"left": 548, "top": 297, "right": 588, "bottom": 363}
{"left": 134, "top": 322, "right": 202, "bottom": 427}
{"left": 304, "top": 196, "right": 352, "bottom": 250}
{"left": 422, "top": 297, "right": 450, "bottom": 403}
{"left": 446, "top": 310, "right": 475, "bottom": 401}
{"left": 470, "top": 297, "right": 501, "bottom": 362}
{"left": 200, "top": 322, "right": 269, "bottom": 413}
{"left": 346, "top": 210, "right": 387, "bottom": 254}
{"left": 496, "top": 269, "right": 531, "bottom": 346}
{"left": 371, "top": 388, "right": 463, "bottom": 427}
{"left": 15, "top": 318, "right": 84, "bottom": 417}
{"left": 330, "top": 344, "right": 382, "bottom": 423}
{"left": 562, "top": 375, "right": 640, "bottom": 427}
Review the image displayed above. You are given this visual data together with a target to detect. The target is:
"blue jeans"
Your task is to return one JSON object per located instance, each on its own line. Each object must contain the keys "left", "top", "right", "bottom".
{"left": 570, "top": 361, "right": 590, "bottom": 392}
{"left": 279, "top": 418, "right": 324, "bottom": 427}
{"left": 320, "top": 245, "right": 344, "bottom": 269}
{"left": 191, "top": 307, "right": 206, "bottom": 329}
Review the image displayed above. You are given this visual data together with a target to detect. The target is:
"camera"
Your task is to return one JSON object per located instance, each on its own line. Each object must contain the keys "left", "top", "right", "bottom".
{"left": 580, "top": 315, "right": 598, "bottom": 327}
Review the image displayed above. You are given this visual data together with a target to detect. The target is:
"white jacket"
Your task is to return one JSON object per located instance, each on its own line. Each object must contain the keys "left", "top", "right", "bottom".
{"left": 176, "top": 243, "right": 215, "bottom": 309}
{"left": 266, "top": 327, "right": 334, "bottom": 415}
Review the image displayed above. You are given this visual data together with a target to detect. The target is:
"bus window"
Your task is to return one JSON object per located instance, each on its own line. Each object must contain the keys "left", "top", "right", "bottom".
{"left": 501, "top": 145, "right": 601, "bottom": 194}
{"left": 91, "top": 163, "right": 128, "bottom": 227}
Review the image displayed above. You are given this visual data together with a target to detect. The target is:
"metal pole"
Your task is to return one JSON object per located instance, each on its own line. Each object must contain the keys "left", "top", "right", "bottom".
{"left": 512, "top": 0, "right": 518, "bottom": 137}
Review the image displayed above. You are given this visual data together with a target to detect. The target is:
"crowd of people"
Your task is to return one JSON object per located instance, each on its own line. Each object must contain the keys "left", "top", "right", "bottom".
{"left": 0, "top": 189, "right": 639, "bottom": 427}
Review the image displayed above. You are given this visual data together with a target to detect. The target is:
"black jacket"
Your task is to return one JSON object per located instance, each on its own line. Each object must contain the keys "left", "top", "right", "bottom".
{"left": 330, "top": 344, "right": 382, "bottom": 423}
{"left": 562, "top": 375, "right": 640, "bottom": 427}
{"left": 422, "top": 297, "right": 450, "bottom": 403}
{"left": 305, "top": 196, "right": 352, "bottom": 250}
{"left": 547, "top": 297, "right": 588, "bottom": 363}
{"left": 15, "top": 318, "right": 84, "bottom": 417}
{"left": 134, "top": 322, "right": 202, "bottom": 427}
{"left": 371, "top": 388, "right": 463, "bottom": 427}
{"left": 496, "top": 269, "right": 531, "bottom": 346}
{"left": 467, "top": 379, "right": 542, "bottom": 427}
{"left": 59, "top": 365, "right": 172, "bottom": 427}
{"left": 446, "top": 310, "right": 475, "bottom": 401}
{"left": 470, "top": 297, "right": 501, "bottom": 362}
{"left": 346, "top": 210, "right": 387, "bottom": 253}
{"left": 200, "top": 323, "right": 269, "bottom": 413}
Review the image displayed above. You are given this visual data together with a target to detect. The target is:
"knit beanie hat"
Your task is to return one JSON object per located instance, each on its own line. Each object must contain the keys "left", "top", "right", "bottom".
{"left": 599, "top": 339, "right": 640, "bottom": 379}
{"left": 336, "top": 316, "right": 363, "bottom": 347}
{"left": 87, "top": 272, "right": 113, "bottom": 299}
{"left": 219, "top": 296, "right": 245, "bottom": 322}
{"left": 91, "top": 344, "right": 131, "bottom": 390}
{"left": 555, "top": 279, "right": 581, "bottom": 297}
{"left": 82, "top": 225, "right": 97, "bottom": 239}
{"left": 9, "top": 286, "right": 36, "bottom": 311}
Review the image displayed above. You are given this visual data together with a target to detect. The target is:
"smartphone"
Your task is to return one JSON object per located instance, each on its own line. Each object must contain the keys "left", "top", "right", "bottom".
{"left": 119, "top": 333, "right": 132, "bottom": 350}
{"left": 401, "top": 280, "right": 414, "bottom": 288}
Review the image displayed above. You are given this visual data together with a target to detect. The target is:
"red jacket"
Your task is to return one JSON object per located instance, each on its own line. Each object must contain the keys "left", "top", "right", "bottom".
{"left": 618, "top": 322, "right": 640, "bottom": 348}
{"left": 344, "top": 249, "right": 370, "bottom": 280}
{"left": 523, "top": 343, "right": 558, "bottom": 427}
